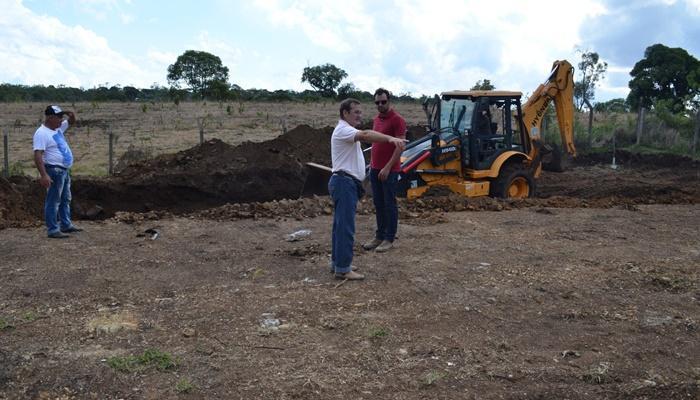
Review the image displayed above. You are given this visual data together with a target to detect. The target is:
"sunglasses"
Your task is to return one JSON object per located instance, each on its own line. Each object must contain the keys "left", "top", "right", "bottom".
{"left": 374, "top": 100, "right": 388, "bottom": 105}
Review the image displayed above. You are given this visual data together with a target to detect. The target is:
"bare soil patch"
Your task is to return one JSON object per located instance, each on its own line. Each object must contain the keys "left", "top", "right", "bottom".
{"left": 1, "top": 204, "right": 698, "bottom": 399}
{"left": 1, "top": 120, "right": 699, "bottom": 399}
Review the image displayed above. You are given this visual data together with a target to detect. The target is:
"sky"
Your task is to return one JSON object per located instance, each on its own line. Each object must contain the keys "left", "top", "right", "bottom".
{"left": 1, "top": 0, "right": 699, "bottom": 103}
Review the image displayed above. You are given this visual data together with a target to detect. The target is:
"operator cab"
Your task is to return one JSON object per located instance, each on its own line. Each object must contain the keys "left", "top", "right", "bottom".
{"left": 439, "top": 90, "right": 527, "bottom": 171}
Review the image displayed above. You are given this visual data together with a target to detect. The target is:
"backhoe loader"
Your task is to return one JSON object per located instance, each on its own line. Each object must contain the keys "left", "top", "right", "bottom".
{"left": 399, "top": 59, "right": 576, "bottom": 199}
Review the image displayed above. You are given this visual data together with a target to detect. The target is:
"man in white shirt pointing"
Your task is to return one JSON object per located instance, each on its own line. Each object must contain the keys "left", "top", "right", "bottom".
{"left": 329, "top": 98, "right": 406, "bottom": 280}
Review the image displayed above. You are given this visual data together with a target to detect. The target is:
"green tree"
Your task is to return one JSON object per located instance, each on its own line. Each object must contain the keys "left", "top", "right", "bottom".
{"left": 470, "top": 79, "right": 495, "bottom": 90}
{"left": 574, "top": 51, "right": 608, "bottom": 111}
{"left": 337, "top": 82, "right": 357, "bottom": 99}
{"left": 593, "top": 98, "right": 629, "bottom": 113}
{"left": 203, "top": 79, "right": 231, "bottom": 101}
{"left": 167, "top": 50, "right": 230, "bottom": 99}
{"left": 123, "top": 86, "right": 140, "bottom": 101}
{"left": 301, "top": 63, "right": 347, "bottom": 96}
{"left": 628, "top": 43, "right": 700, "bottom": 112}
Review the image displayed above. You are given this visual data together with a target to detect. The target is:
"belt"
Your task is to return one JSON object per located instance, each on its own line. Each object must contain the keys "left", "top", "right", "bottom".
{"left": 45, "top": 164, "right": 67, "bottom": 170}
{"left": 333, "top": 170, "right": 365, "bottom": 197}
{"left": 333, "top": 170, "right": 356, "bottom": 179}
{"left": 333, "top": 170, "right": 363, "bottom": 184}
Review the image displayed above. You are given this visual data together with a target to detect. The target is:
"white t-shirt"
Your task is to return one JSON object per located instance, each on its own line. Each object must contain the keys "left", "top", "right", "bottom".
{"left": 33, "top": 121, "right": 74, "bottom": 168}
{"left": 331, "top": 119, "right": 365, "bottom": 181}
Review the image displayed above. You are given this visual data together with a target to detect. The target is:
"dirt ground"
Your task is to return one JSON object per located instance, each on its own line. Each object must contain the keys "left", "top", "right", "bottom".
{"left": 1, "top": 120, "right": 700, "bottom": 398}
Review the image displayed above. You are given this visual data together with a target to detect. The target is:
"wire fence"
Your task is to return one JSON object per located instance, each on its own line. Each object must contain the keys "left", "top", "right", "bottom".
{"left": 0, "top": 101, "right": 353, "bottom": 178}
{"left": 542, "top": 108, "right": 700, "bottom": 157}
{"left": 2, "top": 103, "right": 699, "bottom": 179}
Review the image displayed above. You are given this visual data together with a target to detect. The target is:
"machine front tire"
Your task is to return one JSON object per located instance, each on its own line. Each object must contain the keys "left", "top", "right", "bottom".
{"left": 490, "top": 164, "right": 536, "bottom": 199}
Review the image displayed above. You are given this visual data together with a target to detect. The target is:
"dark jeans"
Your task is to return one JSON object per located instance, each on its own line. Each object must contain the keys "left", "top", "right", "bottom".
{"left": 328, "top": 173, "right": 360, "bottom": 273}
{"left": 369, "top": 168, "right": 398, "bottom": 242}
{"left": 44, "top": 165, "right": 73, "bottom": 235}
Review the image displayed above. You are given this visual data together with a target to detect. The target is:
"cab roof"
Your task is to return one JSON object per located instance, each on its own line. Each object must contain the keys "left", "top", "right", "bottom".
{"left": 441, "top": 90, "right": 522, "bottom": 98}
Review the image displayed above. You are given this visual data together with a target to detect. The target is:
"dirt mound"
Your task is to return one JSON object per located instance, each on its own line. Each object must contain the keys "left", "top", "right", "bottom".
{"left": 0, "top": 176, "right": 43, "bottom": 229}
{"left": 71, "top": 125, "right": 334, "bottom": 218}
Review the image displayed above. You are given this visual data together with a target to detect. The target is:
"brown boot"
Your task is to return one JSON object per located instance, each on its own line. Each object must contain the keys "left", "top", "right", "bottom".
{"left": 335, "top": 270, "right": 365, "bottom": 280}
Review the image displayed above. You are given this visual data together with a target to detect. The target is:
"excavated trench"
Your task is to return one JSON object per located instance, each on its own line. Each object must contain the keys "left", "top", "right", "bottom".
{"left": 1, "top": 124, "right": 699, "bottom": 228}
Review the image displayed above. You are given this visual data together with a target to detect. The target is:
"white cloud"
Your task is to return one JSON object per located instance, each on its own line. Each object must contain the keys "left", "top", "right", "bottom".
{"left": 250, "top": 0, "right": 613, "bottom": 98}
{"left": 402, "top": 1, "right": 606, "bottom": 89}
{"left": 254, "top": 0, "right": 360, "bottom": 52}
{"left": 74, "top": 0, "right": 132, "bottom": 21}
{"left": 2, "top": 0, "right": 695, "bottom": 101}
{"left": 192, "top": 32, "right": 243, "bottom": 66}
{"left": 120, "top": 13, "right": 134, "bottom": 24}
{"left": 147, "top": 49, "right": 177, "bottom": 66}
{"left": 0, "top": 0, "right": 159, "bottom": 87}
{"left": 686, "top": 0, "right": 700, "bottom": 12}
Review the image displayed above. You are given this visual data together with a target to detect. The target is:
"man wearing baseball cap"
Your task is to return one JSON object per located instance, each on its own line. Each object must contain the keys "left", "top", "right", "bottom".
{"left": 33, "top": 105, "right": 81, "bottom": 238}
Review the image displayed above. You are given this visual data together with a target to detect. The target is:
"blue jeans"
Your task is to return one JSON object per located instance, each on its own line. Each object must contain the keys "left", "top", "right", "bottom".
{"left": 369, "top": 169, "right": 398, "bottom": 242}
{"left": 45, "top": 165, "right": 73, "bottom": 235}
{"left": 328, "top": 174, "right": 359, "bottom": 274}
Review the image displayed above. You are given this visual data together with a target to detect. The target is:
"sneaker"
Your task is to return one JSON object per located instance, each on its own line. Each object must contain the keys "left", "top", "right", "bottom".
{"left": 60, "top": 226, "right": 83, "bottom": 233}
{"left": 329, "top": 265, "right": 358, "bottom": 273}
{"left": 335, "top": 271, "right": 365, "bottom": 280}
{"left": 362, "top": 238, "right": 383, "bottom": 250}
{"left": 48, "top": 231, "right": 69, "bottom": 239}
{"left": 375, "top": 240, "right": 394, "bottom": 253}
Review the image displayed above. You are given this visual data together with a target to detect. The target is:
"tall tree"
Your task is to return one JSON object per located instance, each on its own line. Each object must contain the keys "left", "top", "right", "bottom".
{"left": 167, "top": 50, "right": 230, "bottom": 99}
{"left": 574, "top": 51, "right": 607, "bottom": 111}
{"left": 593, "top": 98, "right": 629, "bottom": 113}
{"left": 337, "top": 82, "right": 358, "bottom": 100}
{"left": 123, "top": 86, "right": 141, "bottom": 102}
{"left": 301, "top": 64, "right": 347, "bottom": 96}
{"left": 627, "top": 43, "right": 700, "bottom": 113}
{"left": 470, "top": 79, "right": 495, "bottom": 90}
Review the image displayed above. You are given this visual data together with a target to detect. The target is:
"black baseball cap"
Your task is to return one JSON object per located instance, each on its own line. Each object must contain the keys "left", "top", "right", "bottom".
{"left": 45, "top": 105, "right": 65, "bottom": 117}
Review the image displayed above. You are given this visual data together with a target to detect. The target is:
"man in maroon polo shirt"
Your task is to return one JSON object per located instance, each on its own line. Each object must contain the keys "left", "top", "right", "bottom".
{"left": 362, "top": 88, "right": 406, "bottom": 253}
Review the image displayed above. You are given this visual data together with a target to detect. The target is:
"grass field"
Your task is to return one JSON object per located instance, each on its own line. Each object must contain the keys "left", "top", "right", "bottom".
{"left": 0, "top": 101, "right": 427, "bottom": 176}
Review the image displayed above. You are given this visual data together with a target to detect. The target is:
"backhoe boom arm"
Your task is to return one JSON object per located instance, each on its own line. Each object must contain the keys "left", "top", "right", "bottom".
{"left": 521, "top": 60, "right": 576, "bottom": 157}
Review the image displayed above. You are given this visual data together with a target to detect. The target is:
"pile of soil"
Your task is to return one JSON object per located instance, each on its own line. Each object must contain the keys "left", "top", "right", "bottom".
{"left": 0, "top": 176, "right": 43, "bottom": 230}
{"left": 72, "top": 124, "right": 335, "bottom": 218}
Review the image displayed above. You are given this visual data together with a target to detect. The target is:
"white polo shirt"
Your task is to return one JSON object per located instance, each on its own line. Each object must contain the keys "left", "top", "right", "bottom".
{"left": 331, "top": 119, "right": 365, "bottom": 181}
{"left": 33, "top": 120, "right": 74, "bottom": 168}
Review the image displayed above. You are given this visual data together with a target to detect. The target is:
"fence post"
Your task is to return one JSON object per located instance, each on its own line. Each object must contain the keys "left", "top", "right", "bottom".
{"left": 197, "top": 117, "right": 205, "bottom": 144}
{"left": 108, "top": 126, "right": 114, "bottom": 175}
{"left": 3, "top": 130, "right": 8, "bottom": 178}
{"left": 584, "top": 98, "right": 593, "bottom": 148}
{"left": 635, "top": 107, "right": 645, "bottom": 146}
{"left": 611, "top": 128, "right": 617, "bottom": 169}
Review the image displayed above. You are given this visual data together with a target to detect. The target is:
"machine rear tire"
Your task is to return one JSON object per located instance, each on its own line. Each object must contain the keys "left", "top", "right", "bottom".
{"left": 490, "top": 164, "right": 536, "bottom": 199}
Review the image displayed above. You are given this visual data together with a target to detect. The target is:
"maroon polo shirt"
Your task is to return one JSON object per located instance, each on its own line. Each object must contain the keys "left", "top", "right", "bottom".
{"left": 370, "top": 109, "right": 406, "bottom": 171}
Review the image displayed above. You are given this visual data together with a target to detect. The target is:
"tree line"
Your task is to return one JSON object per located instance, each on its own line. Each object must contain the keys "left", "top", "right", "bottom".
{"left": 0, "top": 82, "right": 415, "bottom": 104}
{"left": 1, "top": 44, "right": 698, "bottom": 119}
